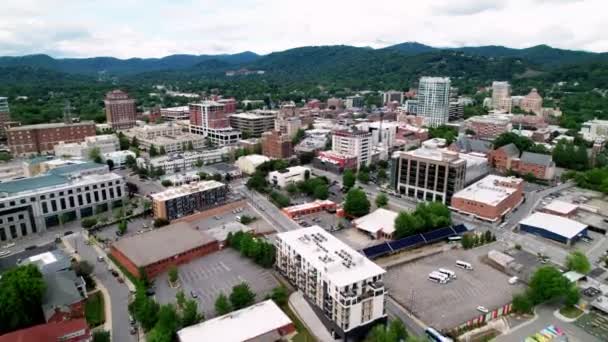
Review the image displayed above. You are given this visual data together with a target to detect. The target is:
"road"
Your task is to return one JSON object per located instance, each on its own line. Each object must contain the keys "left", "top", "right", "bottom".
{"left": 66, "top": 232, "right": 137, "bottom": 342}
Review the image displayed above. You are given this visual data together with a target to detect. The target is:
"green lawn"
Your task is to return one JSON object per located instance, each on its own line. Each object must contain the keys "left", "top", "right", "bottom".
{"left": 85, "top": 291, "right": 105, "bottom": 327}
{"left": 281, "top": 304, "right": 316, "bottom": 342}
{"left": 559, "top": 305, "right": 583, "bottom": 319}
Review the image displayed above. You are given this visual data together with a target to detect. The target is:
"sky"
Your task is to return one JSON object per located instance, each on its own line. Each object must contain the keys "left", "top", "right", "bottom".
{"left": 0, "top": 0, "right": 606, "bottom": 58}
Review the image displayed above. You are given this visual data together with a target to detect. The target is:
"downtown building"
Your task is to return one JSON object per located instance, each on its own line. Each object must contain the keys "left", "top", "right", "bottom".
{"left": 104, "top": 90, "right": 137, "bottom": 130}
{"left": 382, "top": 90, "right": 404, "bottom": 105}
{"left": 520, "top": 88, "right": 543, "bottom": 115}
{"left": 417, "top": 77, "right": 451, "bottom": 127}
{"left": 151, "top": 180, "right": 229, "bottom": 221}
{"left": 0, "top": 96, "right": 11, "bottom": 137}
{"left": 7, "top": 122, "right": 97, "bottom": 157}
{"left": 491, "top": 81, "right": 512, "bottom": 112}
{"left": 464, "top": 114, "right": 513, "bottom": 141}
{"left": 390, "top": 144, "right": 466, "bottom": 204}
{"left": 275, "top": 226, "right": 387, "bottom": 340}
{"left": 0, "top": 163, "right": 126, "bottom": 242}
{"left": 137, "top": 148, "right": 231, "bottom": 174}
{"left": 332, "top": 129, "right": 372, "bottom": 169}
{"left": 189, "top": 101, "right": 241, "bottom": 146}
{"left": 261, "top": 130, "right": 293, "bottom": 159}
{"left": 53, "top": 134, "right": 119, "bottom": 158}
{"left": 229, "top": 111, "right": 277, "bottom": 137}
{"left": 123, "top": 122, "right": 206, "bottom": 154}
{"left": 160, "top": 106, "right": 190, "bottom": 121}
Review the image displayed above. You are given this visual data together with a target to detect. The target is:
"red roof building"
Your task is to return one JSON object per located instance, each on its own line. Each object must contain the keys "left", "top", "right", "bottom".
{"left": 0, "top": 319, "right": 90, "bottom": 342}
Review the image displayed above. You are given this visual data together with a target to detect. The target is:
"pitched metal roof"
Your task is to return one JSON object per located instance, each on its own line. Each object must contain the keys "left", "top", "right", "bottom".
{"left": 499, "top": 143, "right": 520, "bottom": 157}
{"left": 521, "top": 151, "right": 553, "bottom": 167}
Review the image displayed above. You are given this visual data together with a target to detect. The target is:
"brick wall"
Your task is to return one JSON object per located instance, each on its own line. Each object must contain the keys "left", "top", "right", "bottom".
{"left": 173, "top": 199, "right": 247, "bottom": 225}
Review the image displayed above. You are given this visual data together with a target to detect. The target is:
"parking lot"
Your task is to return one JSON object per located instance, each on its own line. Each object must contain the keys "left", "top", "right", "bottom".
{"left": 154, "top": 248, "right": 279, "bottom": 317}
{"left": 575, "top": 312, "right": 608, "bottom": 341}
{"left": 386, "top": 244, "right": 525, "bottom": 331}
{"left": 296, "top": 211, "right": 346, "bottom": 231}
{"left": 184, "top": 203, "right": 276, "bottom": 235}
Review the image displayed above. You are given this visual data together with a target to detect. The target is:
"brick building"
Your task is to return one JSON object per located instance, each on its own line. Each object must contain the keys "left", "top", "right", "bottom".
{"left": 520, "top": 88, "right": 543, "bottom": 115}
{"left": 104, "top": 90, "right": 136, "bottom": 130}
{"left": 217, "top": 98, "right": 237, "bottom": 114}
{"left": 151, "top": 180, "right": 229, "bottom": 221}
{"left": 464, "top": 114, "right": 512, "bottom": 140}
{"left": 261, "top": 130, "right": 293, "bottom": 159}
{"left": 451, "top": 175, "right": 524, "bottom": 222}
{"left": 110, "top": 222, "right": 219, "bottom": 278}
{"left": 189, "top": 101, "right": 241, "bottom": 146}
{"left": 489, "top": 144, "right": 556, "bottom": 180}
{"left": 7, "top": 122, "right": 96, "bottom": 156}
{"left": 0, "top": 318, "right": 90, "bottom": 342}
{"left": 0, "top": 96, "right": 11, "bottom": 137}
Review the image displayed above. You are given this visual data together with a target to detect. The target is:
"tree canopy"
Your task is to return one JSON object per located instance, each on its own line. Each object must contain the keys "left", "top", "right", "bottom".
{"left": 0, "top": 265, "right": 46, "bottom": 334}
{"left": 229, "top": 283, "right": 256, "bottom": 310}
{"left": 393, "top": 202, "right": 452, "bottom": 239}
{"left": 343, "top": 188, "right": 371, "bottom": 217}
{"left": 566, "top": 251, "right": 591, "bottom": 274}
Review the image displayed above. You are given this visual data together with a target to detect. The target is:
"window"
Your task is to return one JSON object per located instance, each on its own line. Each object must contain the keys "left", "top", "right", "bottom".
{"left": 42, "top": 202, "right": 48, "bottom": 214}
{"left": 20, "top": 223, "right": 27, "bottom": 236}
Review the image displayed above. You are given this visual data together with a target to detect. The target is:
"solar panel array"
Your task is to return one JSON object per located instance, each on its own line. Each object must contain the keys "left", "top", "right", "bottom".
{"left": 362, "top": 224, "right": 469, "bottom": 259}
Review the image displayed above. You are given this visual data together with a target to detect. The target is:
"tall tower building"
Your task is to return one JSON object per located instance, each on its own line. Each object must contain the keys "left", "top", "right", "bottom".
{"left": 491, "top": 81, "right": 512, "bottom": 112}
{"left": 417, "top": 77, "right": 451, "bottom": 127}
{"left": 104, "top": 90, "right": 136, "bottom": 130}
{"left": 0, "top": 97, "right": 10, "bottom": 136}
{"left": 189, "top": 101, "right": 241, "bottom": 146}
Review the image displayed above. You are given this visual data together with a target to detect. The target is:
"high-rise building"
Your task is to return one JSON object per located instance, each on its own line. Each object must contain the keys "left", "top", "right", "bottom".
{"left": 104, "top": 90, "right": 137, "bottom": 130}
{"left": 7, "top": 122, "right": 96, "bottom": 156}
{"left": 229, "top": 111, "right": 277, "bottom": 137}
{"left": 274, "top": 116, "right": 301, "bottom": 139}
{"left": 332, "top": 129, "right": 372, "bottom": 169}
{"left": 417, "top": 77, "right": 451, "bottom": 127}
{"left": 189, "top": 101, "right": 241, "bottom": 146}
{"left": 217, "top": 98, "right": 237, "bottom": 114}
{"left": 275, "top": 226, "right": 387, "bottom": 340}
{"left": 491, "top": 81, "right": 512, "bottom": 112}
{"left": 464, "top": 114, "right": 512, "bottom": 141}
{"left": 390, "top": 144, "right": 466, "bottom": 204}
{"left": 382, "top": 91, "right": 404, "bottom": 105}
{"left": 0, "top": 97, "right": 10, "bottom": 136}
{"left": 261, "top": 130, "right": 293, "bottom": 159}
{"left": 521, "top": 88, "right": 543, "bottom": 115}
{"left": 345, "top": 95, "right": 364, "bottom": 109}
{"left": 151, "top": 180, "right": 229, "bottom": 221}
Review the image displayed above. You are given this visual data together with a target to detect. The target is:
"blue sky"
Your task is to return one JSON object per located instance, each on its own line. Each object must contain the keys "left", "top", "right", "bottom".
{"left": 0, "top": 0, "right": 605, "bottom": 58}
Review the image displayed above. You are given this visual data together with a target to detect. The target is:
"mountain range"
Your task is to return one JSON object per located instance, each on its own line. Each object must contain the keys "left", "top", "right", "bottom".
{"left": 0, "top": 42, "right": 606, "bottom": 77}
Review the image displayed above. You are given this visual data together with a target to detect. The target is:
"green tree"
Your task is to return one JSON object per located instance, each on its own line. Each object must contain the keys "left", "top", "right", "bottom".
{"left": 493, "top": 132, "right": 533, "bottom": 152}
{"left": 269, "top": 286, "right": 289, "bottom": 306}
{"left": 149, "top": 144, "right": 159, "bottom": 157}
{"left": 168, "top": 266, "right": 178, "bottom": 284}
{"left": 377, "top": 168, "right": 387, "bottom": 182}
{"left": 313, "top": 184, "right": 329, "bottom": 200}
{"left": 215, "top": 293, "right": 233, "bottom": 315}
{"left": 512, "top": 293, "right": 534, "bottom": 314}
{"left": 270, "top": 191, "right": 291, "bottom": 208}
{"left": 285, "top": 183, "right": 298, "bottom": 194}
{"left": 0, "top": 264, "right": 46, "bottom": 334}
{"left": 528, "top": 266, "right": 573, "bottom": 304}
{"left": 147, "top": 304, "right": 179, "bottom": 342}
{"left": 229, "top": 282, "right": 256, "bottom": 310}
{"left": 118, "top": 220, "right": 128, "bottom": 235}
{"left": 125, "top": 155, "right": 136, "bottom": 168}
{"left": 343, "top": 169, "right": 356, "bottom": 190}
{"left": 292, "top": 128, "right": 306, "bottom": 145}
{"left": 428, "top": 125, "right": 458, "bottom": 145}
{"left": 343, "top": 188, "right": 371, "bottom": 217}
{"left": 161, "top": 180, "right": 173, "bottom": 187}
{"left": 566, "top": 251, "right": 591, "bottom": 274}
{"left": 89, "top": 147, "right": 103, "bottom": 163}
{"left": 81, "top": 217, "right": 98, "bottom": 229}
{"left": 394, "top": 212, "right": 423, "bottom": 238}
{"left": 118, "top": 132, "right": 130, "bottom": 150}
{"left": 358, "top": 170, "right": 370, "bottom": 184}
{"left": 181, "top": 299, "right": 203, "bottom": 327}
{"left": 375, "top": 193, "right": 389, "bottom": 208}
{"left": 187, "top": 141, "right": 194, "bottom": 151}
{"left": 92, "top": 331, "right": 111, "bottom": 342}
{"left": 364, "top": 320, "right": 408, "bottom": 342}
{"left": 131, "top": 136, "right": 140, "bottom": 148}
{"left": 565, "top": 286, "right": 581, "bottom": 307}
{"left": 159, "top": 146, "right": 166, "bottom": 155}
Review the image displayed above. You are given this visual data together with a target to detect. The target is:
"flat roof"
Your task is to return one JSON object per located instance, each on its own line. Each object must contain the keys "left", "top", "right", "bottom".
{"left": 544, "top": 200, "right": 578, "bottom": 215}
{"left": 519, "top": 212, "right": 588, "bottom": 239}
{"left": 230, "top": 112, "right": 275, "bottom": 119}
{"left": 150, "top": 180, "right": 225, "bottom": 201}
{"left": 283, "top": 200, "right": 335, "bottom": 213}
{"left": 177, "top": 300, "right": 292, "bottom": 342}
{"left": 8, "top": 121, "right": 95, "bottom": 131}
{"left": 237, "top": 154, "right": 270, "bottom": 165}
{"left": 353, "top": 208, "right": 398, "bottom": 235}
{"left": 277, "top": 226, "right": 385, "bottom": 287}
{"left": 452, "top": 175, "right": 522, "bottom": 206}
{"left": 113, "top": 222, "right": 216, "bottom": 267}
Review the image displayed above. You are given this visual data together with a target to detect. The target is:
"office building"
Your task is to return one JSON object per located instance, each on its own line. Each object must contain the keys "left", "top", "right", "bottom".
{"left": 449, "top": 101, "right": 464, "bottom": 121}
{"left": 160, "top": 106, "right": 190, "bottom": 121}
{"left": 355, "top": 121, "right": 398, "bottom": 148}
{"left": 464, "top": 114, "right": 512, "bottom": 140}
{"left": 0, "top": 97, "right": 10, "bottom": 136}
{"left": 382, "top": 91, "right": 404, "bottom": 105}
{"left": 53, "top": 134, "right": 119, "bottom": 158}
{"left": 111, "top": 222, "right": 219, "bottom": 278}
{"left": 275, "top": 226, "right": 387, "bottom": 340}
{"left": 217, "top": 98, "right": 237, "bottom": 114}
{"left": 391, "top": 144, "right": 466, "bottom": 204}
{"left": 177, "top": 300, "right": 295, "bottom": 342}
{"left": 104, "top": 90, "right": 136, "bottom": 130}
{"left": 0, "top": 163, "right": 125, "bottom": 241}
{"left": 312, "top": 151, "right": 358, "bottom": 174}
{"left": 403, "top": 100, "right": 418, "bottom": 115}
{"left": 189, "top": 101, "right": 241, "bottom": 146}
{"left": 267, "top": 166, "right": 310, "bottom": 188}
{"left": 7, "top": 122, "right": 96, "bottom": 157}
{"left": 123, "top": 122, "right": 206, "bottom": 154}
{"left": 275, "top": 115, "right": 301, "bottom": 139}
{"left": 491, "top": 81, "right": 512, "bottom": 112}
{"left": 332, "top": 129, "right": 372, "bottom": 169}
{"left": 345, "top": 95, "right": 364, "bottom": 109}
{"left": 151, "top": 180, "right": 229, "bottom": 220}
{"left": 229, "top": 111, "right": 277, "bottom": 137}
{"left": 261, "top": 130, "right": 293, "bottom": 159}
{"left": 138, "top": 148, "right": 231, "bottom": 174}
{"left": 520, "top": 88, "right": 543, "bottom": 115}
{"left": 417, "top": 77, "right": 451, "bottom": 127}
{"left": 580, "top": 119, "right": 608, "bottom": 141}
{"left": 451, "top": 175, "right": 524, "bottom": 222}
{"left": 103, "top": 150, "right": 136, "bottom": 167}
{"left": 327, "top": 97, "right": 344, "bottom": 109}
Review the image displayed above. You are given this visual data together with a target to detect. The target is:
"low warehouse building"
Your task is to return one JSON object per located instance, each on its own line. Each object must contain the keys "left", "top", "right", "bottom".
{"left": 110, "top": 222, "right": 219, "bottom": 279}
{"left": 519, "top": 212, "right": 588, "bottom": 245}
{"left": 353, "top": 208, "right": 398, "bottom": 239}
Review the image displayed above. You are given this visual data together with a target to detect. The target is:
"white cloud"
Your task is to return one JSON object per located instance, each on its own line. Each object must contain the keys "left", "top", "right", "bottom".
{"left": 0, "top": 0, "right": 605, "bottom": 58}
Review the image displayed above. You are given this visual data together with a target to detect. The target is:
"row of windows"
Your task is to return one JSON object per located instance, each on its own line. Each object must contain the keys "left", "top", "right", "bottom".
{"left": 0, "top": 223, "right": 33, "bottom": 241}
{"left": 41, "top": 186, "right": 122, "bottom": 214}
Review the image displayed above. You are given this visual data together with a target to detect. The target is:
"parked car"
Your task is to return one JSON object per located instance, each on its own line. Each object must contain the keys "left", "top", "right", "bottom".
{"left": 111, "top": 270, "right": 119, "bottom": 277}
{"left": 64, "top": 231, "right": 74, "bottom": 236}
{"left": 24, "top": 245, "right": 37, "bottom": 250}
{"left": 97, "top": 256, "right": 105, "bottom": 262}
{"left": 476, "top": 306, "right": 489, "bottom": 313}
{"left": 130, "top": 327, "right": 137, "bottom": 335}
{"left": 190, "top": 290, "right": 198, "bottom": 298}
{"left": 117, "top": 277, "right": 124, "bottom": 283}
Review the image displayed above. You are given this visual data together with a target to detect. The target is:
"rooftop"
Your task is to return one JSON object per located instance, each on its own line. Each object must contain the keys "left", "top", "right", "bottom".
{"left": 277, "top": 226, "right": 385, "bottom": 287}
{"left": 150, "top": 180, "right": 225, "bottom": 201}
{"left": 397, "top": 145, "right": 464, "bottom": 164}
{"left": 42, "top": 271, "right": 85, "bottom": 321}
{"left": 230, "top": 112, "right": 276, "bottom": 119}
{"left": 177, "top": 300, "right": 292, "bottom": 342}
{"left": 543, "top": 200, "right": 578, "bottom": 215}
{"left": 112, "top": 222, "right": 216, "bottom": 267}
{"left": 8, "top": 121, "right": 95, "bottom": 131}
{"left": 283, "top": 200, "right": 335, "bottom": 213}
{"left": 0, "top": 318, "right": 89, "bottom": 342}
{"left": 452, "top": 175, "right": 523, "bottom": 206}
{"left": 0, "top": 168, "right": 119, "bottom": 196}
{"left": 521, "top": 151, "right": 554, "bottom": 167}
{"left": 236, "top": 154, "right": 270, "bottom": 165}
{"left": 519, "top": 212, "right": 588, "bottom": 239}
{"left": 353, "top": 208, "right": 398, "bottom": 235}
{"left": 19, "top": 250, "right": 71, "bottom": 274}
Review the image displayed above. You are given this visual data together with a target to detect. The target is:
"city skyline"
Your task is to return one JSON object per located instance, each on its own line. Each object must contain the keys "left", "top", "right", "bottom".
{"left": 0, "top": 0, "right": 606, "bottom": 58}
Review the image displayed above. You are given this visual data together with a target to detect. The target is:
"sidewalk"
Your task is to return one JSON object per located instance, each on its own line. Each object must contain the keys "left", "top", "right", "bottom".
{"left": 288, "top": 291, "right": 337, "bottom": 342}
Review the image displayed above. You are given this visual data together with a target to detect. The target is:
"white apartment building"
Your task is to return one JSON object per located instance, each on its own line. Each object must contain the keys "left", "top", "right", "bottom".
{"left": 54, "top": 134, "right": 119, "bottom": 158}
{"left": 275, "top": 226, "right": 387, "bottom": 339}
{"left": 103, "top": 150, "right": 136, "bottom": 167}
{"left": 0, "top": 164, "right": 126, "bottom": 240}
{"left": 417, "top": 77, "right": 451, "bottom": 127}
{"left": 267, "top": 166, "right": 310, "bottom": 188}
{"left": 580, "top": 119, "right": 608, "bottom": 141}
{"left": 355, "top": 121, "right": 398, "bottom": 148}
{"left": 138, "top": 148, "right": 231, "bottom": 173}
{"left": 275, "top": 116, "right": 302, "bottom": 138}
{"left": 332, "top": 130, "right": 372, "bottom": 169}
{"left": 189, "top": 101, "right": 241, "bottom": 146}
{"left": 123, "top": 122, "right": 206, "bottom": 154}
{"left": 491, "top": 81, "right": 512, "bottom": 112}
